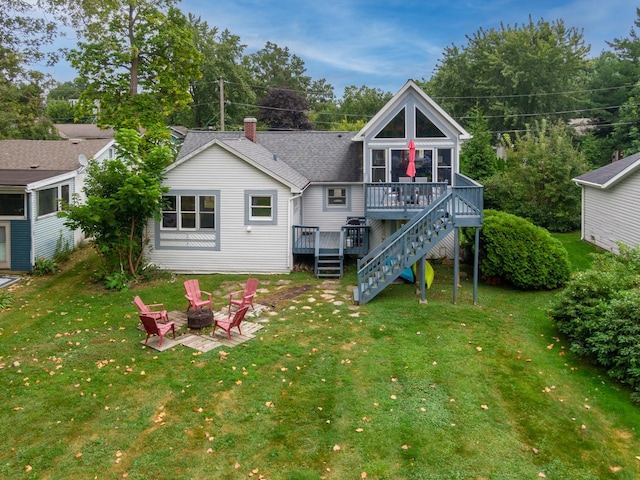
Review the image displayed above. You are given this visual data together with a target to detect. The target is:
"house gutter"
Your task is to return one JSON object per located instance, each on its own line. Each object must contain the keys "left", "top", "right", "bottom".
{"left": 287, "top": 192, "right": 304, "bottom": 270}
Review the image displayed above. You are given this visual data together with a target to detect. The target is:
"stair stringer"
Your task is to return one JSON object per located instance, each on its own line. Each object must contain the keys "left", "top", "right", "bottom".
{"left": 355, "top": 193, "right": 454, "bottom": 305}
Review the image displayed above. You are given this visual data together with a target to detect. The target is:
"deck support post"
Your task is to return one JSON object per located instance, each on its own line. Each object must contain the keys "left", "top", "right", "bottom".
{"left": 453, "top": 228, "right": 459, "bottom": 304}
{"left": 473, "top": 227, "right": 480, "bottom": 305}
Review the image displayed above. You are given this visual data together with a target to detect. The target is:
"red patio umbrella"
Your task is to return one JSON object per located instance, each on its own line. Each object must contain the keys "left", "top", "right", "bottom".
{"left": 406, "top": 139, "right": 416, "bottom": 178}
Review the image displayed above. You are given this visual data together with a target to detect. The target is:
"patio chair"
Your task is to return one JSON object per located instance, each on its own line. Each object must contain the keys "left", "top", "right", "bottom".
{"left": 139, "top": 314, "right": 176, "bottom": 347}
{"left": 183, "top": 279, "right": 213, "bottom": 312}
{"left": 228, "top": 278, "right": 258, "bottom": 314}
{"left": 213, "top": 305, "right": 250, "bottom": 340}
{"left": 133, "top": 295, "right": 168, "bottom": 324}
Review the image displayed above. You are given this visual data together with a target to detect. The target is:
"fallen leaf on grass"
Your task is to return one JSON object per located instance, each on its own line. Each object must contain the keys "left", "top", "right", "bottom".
{"left": 333, "top": 444, "right": 341, "bottom": 451}
{"left": 265, "top": 401, "right": 275, "bottom": 408}
{"left": 481, "top": 405, "right": 489, "bottom": 410}
{"left": 610, "top": 466, "right": 622, "bottom": 473}
{"left": 401, "top": 444, "right": 409, "bottom": 450}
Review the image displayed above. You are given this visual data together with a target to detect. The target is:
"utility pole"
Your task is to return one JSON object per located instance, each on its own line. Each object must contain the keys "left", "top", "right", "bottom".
{"left": 219, "top": 77, "right": 225, "bottom": 131}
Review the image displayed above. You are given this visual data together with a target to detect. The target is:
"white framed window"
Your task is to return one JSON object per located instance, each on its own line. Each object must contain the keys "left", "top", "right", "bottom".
{"left": 162, "top": 194, "right": 216, "bottom": 230}
{"left": 327, "top": 187, "right": 347, "bottom": 206}
{"left": 371, "top": 149, "right": 387, "bottom": 182}
{"left": 37, "top": 184, "right": 70, "bottom": 217}
{"left": 245, "top": 190, "right": 277, "bottom": 225}
{"left": 250, "top": 195, "right": 272, "bottom": 220}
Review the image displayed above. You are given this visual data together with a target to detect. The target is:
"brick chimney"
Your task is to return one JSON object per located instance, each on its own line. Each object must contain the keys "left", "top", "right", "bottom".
{"left": 244, "top": 117, "right": 257, "bottom": 142}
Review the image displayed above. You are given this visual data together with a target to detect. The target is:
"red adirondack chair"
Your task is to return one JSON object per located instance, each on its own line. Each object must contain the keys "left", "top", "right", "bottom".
{"left": 183, "top": 279, "right": 213, "bottom": 312}
{"left": 213, "top": 305, "right": 250, "bottom": 340}
{"left": 139, "top": 314, "right": 176, "bottom": 347}
{"left": 134, "top": 295, "right": 168, "bottom": 324}
{"left": 228, "top": 278, "right": 258, "bottom": 314}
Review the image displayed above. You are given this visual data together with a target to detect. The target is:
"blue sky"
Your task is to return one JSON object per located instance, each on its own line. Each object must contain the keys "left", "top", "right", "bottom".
{"left": 46, "top": 0, "right": 639, "bottom": 97}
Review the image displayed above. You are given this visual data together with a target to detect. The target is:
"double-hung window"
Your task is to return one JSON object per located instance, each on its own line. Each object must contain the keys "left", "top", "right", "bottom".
{"left": 327, "top": 188, "right": 347, "bottom": 206}
{"left": 250, "top": 195, "right": 272, "bottom": 220}
{"left": 245, "top": 190, "right": 277, "bottom": 225}
{"left": 162, "top": 194, "right": 216, "bottom": 230}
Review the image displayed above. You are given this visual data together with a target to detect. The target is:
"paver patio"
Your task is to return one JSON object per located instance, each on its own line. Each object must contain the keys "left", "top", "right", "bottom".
{"left": 138, "top": 304, "right": 267, "bottom": 352}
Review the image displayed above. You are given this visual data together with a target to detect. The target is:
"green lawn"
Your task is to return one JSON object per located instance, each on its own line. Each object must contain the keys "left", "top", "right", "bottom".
{"left": 1, "top": 235, "right": 639, "bottom": 479}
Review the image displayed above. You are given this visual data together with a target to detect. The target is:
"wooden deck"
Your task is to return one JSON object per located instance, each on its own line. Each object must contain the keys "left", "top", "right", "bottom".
{"left": 137, "top": 306, "right": 266, "bottom": 353}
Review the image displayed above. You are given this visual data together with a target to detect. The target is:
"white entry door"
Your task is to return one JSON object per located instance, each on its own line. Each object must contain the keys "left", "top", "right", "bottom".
{"left": 0, "top": 223, "right": 9, "bottom": 269}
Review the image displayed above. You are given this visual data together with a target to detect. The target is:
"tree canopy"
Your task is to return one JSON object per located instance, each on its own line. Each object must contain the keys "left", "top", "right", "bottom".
{"left": 426, "top": 17, "right": 590, "bottom": 134}
{"left": 65, "top": 0, "right": 202, "bottom": 130}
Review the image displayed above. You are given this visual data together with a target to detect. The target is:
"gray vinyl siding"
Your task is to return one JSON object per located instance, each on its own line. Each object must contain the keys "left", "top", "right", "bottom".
{"left": 582, "top": 175, "right": 640, "bottom": 253}
{"left": 302, "top": 184, "right": 364, "bottom": 229}
{"left": 148, "top": 144, "right": 292, "bottom": 274}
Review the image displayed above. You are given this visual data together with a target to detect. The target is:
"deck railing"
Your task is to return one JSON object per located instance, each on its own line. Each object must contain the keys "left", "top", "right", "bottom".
{"left": 452, "top": 173, "right": 483, "bottom": 219}
{"left": 292, "top": 224, "right": 370, "bottom": 256}
{"left": 365, "top": 182, "right": 448, "bottom": 214}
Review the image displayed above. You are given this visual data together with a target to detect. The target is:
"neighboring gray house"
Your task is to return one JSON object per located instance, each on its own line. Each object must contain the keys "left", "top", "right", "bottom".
{"left": 147, "top": 80, "right": 483, "bottom": 304}
{"left": 0, "top": 139, "right": 115, "bottom": 271}
{"left": 573, "top": 152, "right": 640, "bottom": 253}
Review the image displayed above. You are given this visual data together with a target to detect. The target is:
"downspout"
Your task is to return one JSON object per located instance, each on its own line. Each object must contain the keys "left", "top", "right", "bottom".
{"left": 287, "top": 192, "right": 304, "bottom": 269}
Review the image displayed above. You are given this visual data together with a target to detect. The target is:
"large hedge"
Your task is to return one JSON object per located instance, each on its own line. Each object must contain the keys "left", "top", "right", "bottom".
{"left": 472, "top": 210, "right": 571, "bottom": 289}
{"left": 550, "top": 245, "right": 640, "bottom": 402}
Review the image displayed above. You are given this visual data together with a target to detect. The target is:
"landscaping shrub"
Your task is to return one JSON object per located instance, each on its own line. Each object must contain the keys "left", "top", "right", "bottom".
{"left": 471, "top": 210, "right": 571, "bottom": 289}
{"left": 550, "top": 244, "right": 640, "bottom": 402}
{"left": 0, "top": 290, "right": 12, "bottom": 310}
{"left": 32, "top": 257, "right": 58, "bottom": 276}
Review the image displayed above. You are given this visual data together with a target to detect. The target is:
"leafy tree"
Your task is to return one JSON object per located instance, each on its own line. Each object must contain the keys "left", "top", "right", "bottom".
{"left": 257, "top": 87, "right": 313, "bottom": 130}
{"left": 484, "top": 119, "right": 588, "bottom": 232}
{"left": 426, "top": 17, "right": 589, "bottom": 134}
{"left": 460, "top": 106, "right": 499, "bottom": 181}
{"left": 244, "top": 41, "right": 334, "bottom": 111}
{"left": 65, "top": 0, "right": 202, "bottom": 130}
{"left": 45, "top": 99, "right": 76, "bottom": 124}
{"left": 48, "top": 79, "right": 85, "bottom": 100}
{"left": 0, "top": 0, "right": 59, "bottom": 138}
{"left": 181, "top": 16, "right": 255, "bottom": 130}
{"left": 61, "top": 129, "right": 172, "bottom": 283}
{"left": 338, "top": 85, "right": 392, "bottom": 123}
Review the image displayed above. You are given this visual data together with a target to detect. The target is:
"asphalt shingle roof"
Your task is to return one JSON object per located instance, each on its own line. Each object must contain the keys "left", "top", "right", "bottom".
{"left": 177, "top": 130, "right": 362, "bottom": 185}
{"left": 573, "top": 152, "right": 640, "bottom": 188}
{"left": 0, "top": 139, "right": 113, "bottom": 186}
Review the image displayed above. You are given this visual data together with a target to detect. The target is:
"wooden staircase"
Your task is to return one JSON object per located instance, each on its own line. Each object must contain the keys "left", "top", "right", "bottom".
{"left": 355, "top": 193, "right": 456, "bottom": 305}
{"left": 314, "top": 230, "right": 344, "bottom": 278}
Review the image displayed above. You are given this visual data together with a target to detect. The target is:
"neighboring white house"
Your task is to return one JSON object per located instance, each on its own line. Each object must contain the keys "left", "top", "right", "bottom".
{"left": 0, "top": 139, "right": 116, "bottom": 271}
{"left": 573, "top": 152, "right": 640, "bottom": 253}
{"left": 146, "top": 80, "right": 479, "bottom": 280}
